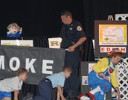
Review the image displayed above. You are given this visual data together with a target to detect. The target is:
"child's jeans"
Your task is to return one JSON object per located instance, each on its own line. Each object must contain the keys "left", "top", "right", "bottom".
{"left": 34, "top": 78, "right": 53, "bottom": 100}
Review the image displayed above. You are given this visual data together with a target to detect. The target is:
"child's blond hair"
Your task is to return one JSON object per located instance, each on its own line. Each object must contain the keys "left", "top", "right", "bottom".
{"left": 17, "top": 68, "right": 27, "bottom": 76}
{"left": 7, "top": 23, "right": 20, "bottom": 30}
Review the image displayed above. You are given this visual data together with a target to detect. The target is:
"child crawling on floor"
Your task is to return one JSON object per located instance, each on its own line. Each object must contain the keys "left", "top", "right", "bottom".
{"left": 0, "top": 68, "right": 28, "bottom": 100}
{"left": 34, "top": 66, "right": 72, "bottom": 100}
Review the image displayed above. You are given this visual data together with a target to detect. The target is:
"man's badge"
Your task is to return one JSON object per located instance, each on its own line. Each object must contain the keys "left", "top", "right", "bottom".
{"left": 69, "top": 27, "right": 73, "bottom": 30}
{"left": 77, "top": 26, "right": 82, "bottom": 31}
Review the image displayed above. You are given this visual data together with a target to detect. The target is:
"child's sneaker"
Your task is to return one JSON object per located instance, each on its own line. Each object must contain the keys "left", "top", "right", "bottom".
{"left": 78, "top": 93, "right": 90, "bottom": 100}
{"left": 87, "top": 91, "right": 95, "bottom": 100}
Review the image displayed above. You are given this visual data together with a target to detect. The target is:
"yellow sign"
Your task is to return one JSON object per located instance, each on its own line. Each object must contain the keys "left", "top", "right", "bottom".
{"left": 1, "top": 40, "right": 33, "bottom": 47}
{"left": 99, "top": 24, "right": 127, "bottom": 45}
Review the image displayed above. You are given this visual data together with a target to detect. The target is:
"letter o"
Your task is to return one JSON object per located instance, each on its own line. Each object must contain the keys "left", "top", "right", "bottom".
{"left": 9, "top": 57, "right": 20, "bottom": 71}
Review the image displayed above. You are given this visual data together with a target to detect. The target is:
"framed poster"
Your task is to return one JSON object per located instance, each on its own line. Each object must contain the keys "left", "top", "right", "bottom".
{"left": 95, "top": 20, "right": 128, "bottom": 57}
{"left": 99, "top": 25, "right": 127, "bottom": 45}
{"left": 82, "top": 76, "right": 88, "bottom": 85}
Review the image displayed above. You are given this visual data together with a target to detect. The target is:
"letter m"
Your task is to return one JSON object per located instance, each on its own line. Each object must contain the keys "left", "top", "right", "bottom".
{"left": 0, "top": 56, "right": 5, "bottom": 69}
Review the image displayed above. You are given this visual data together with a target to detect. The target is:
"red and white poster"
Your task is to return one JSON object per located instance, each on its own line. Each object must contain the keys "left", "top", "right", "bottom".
{"left": 100, "top": 47, "right": 126, "bottom": 53}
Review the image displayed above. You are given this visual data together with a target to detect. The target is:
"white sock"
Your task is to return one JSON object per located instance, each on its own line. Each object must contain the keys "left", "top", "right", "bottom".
{"left": 90, "top": 86, "right": 101, "bottom": 94}
{"left": 80, "top": 96, "right": 90, "bottom": 100}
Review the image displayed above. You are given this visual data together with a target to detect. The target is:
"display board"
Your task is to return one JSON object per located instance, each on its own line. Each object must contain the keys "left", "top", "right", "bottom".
{"left": 1, "top": 40, "right": 33, "bottom": 47}
{"left": 94, "top": 20, "right": 128, "bottom": 57}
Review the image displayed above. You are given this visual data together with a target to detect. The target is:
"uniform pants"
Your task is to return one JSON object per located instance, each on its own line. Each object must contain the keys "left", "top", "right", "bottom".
{"left": 64, "top": 51, "right": 80, "bottom": 95}
{"left": 88, "top": 70, "right": 111, "bottom": 100}
{"left": 34, "top": 78, "right": 53, "bottom": 100}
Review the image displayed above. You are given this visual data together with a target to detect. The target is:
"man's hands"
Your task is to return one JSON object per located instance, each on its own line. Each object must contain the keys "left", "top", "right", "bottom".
{"left": 66, "top": 37, "right": 86, "bottom": 52}
{"left": 67, "top": 46, "right": 75, "bottom": 52}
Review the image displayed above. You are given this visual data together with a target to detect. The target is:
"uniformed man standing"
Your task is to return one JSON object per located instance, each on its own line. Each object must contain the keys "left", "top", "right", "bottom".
{"left": 60, "top": 11, "right": 87, "bottom": 96}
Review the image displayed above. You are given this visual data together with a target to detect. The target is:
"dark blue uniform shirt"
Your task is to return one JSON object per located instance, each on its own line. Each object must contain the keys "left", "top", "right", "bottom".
{"left": 60, "top": 20, "right": 86, "bottom": 49}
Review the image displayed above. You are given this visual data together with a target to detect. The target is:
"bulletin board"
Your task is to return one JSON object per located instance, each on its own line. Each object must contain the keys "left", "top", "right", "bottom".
{"left": 94, "top": 20, "right": 128, "bottom": 57}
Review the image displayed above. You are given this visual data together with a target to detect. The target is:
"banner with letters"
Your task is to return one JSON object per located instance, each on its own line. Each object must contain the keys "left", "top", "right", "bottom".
{"left": 0, "top": 46, "right": 65, "bottom": 85}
